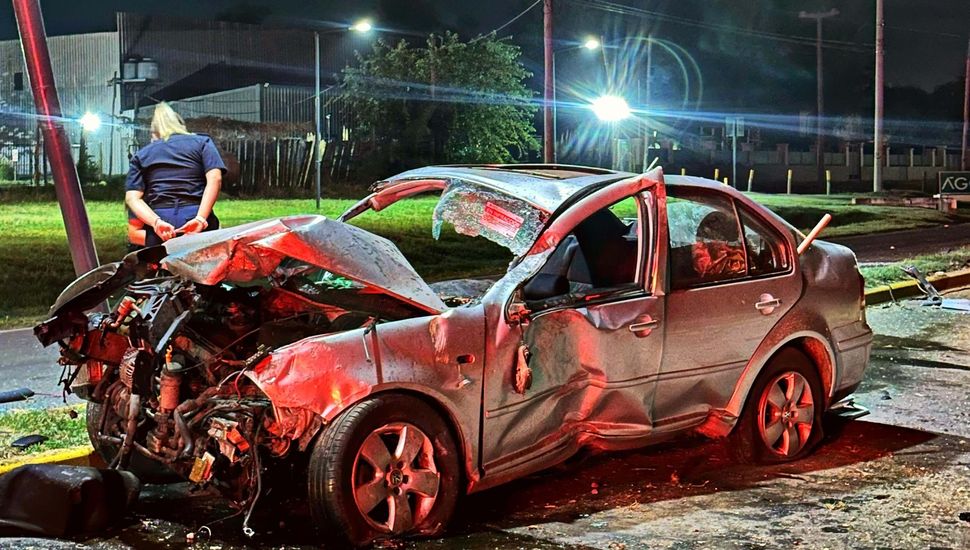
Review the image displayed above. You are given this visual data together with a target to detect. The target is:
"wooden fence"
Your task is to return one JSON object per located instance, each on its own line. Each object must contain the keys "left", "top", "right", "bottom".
{"left": 219, "top": 137, "right": 361, "bottom": 192}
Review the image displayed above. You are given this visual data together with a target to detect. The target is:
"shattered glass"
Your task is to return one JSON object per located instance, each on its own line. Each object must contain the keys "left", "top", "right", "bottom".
{"left": 432, "top": 181, "right": 546, "bottom": 256}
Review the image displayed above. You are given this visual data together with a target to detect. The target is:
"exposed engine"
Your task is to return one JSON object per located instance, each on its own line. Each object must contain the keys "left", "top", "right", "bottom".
{"left": 52, "top": 271, "right": 378, "bottom": 532}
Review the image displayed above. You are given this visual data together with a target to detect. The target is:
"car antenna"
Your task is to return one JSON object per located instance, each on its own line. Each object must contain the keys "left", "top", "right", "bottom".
{"left": 797, "top": 213, "right": 832, "bottom": 255}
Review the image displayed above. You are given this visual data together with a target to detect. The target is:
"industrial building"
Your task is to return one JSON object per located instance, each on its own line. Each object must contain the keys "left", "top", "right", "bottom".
{"left": 0, "top": 12, "right": 358, "bottom": 178}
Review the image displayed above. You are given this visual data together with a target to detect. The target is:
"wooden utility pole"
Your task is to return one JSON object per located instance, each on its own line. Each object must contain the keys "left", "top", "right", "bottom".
{"left": 873, "top": 0, "right": 885, "bottom": 191}
{"left": 962, "top": 37, "right": 969, "bottom": 170}
{"left": 800, "top": 8, "right": 839, "bottom": 191}
{"left": 543, "top": 0, "right": 554, "bottom": 163}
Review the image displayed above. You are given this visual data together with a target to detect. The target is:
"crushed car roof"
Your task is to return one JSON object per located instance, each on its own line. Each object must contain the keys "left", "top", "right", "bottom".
{"left": 377, "top": 165, "right": 633, "bottom": 214}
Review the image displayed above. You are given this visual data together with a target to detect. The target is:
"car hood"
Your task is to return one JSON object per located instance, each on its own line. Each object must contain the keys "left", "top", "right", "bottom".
{"left": 161, "top": 215, "right": 446, "bottom": 314}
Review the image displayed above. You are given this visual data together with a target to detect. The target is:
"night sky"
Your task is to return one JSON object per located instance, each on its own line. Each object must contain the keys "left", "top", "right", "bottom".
{"left": 0, "top": 0, "right": 966, "bottom": 107}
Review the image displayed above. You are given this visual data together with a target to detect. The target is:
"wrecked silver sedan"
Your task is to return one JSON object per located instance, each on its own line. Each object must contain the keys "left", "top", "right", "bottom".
{"left": 35, "top": 165, "right": 872, "bottom": 546}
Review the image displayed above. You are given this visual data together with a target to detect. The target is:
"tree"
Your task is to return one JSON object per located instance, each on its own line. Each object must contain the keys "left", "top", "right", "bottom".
{"left": 340, "top": 32, "right": 538, "bottom": 175}
{"left": 76, "top": 132, "right": 100, "bottom": 183}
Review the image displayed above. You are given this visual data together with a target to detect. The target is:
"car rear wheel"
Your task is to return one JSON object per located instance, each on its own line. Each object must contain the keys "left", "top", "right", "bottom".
{"left": 731, "top": 348, "right": 825, "bottom": 464}
{"left": 307, "top": 394, "right": 460, "bottom": 547}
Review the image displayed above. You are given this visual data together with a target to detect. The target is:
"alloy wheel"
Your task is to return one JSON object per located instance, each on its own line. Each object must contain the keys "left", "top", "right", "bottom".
{"left": 756, "top": 371, "right": 815, "bottom": 457}
{"left": 351, "top": 422, "right": 441, "bottom": 534}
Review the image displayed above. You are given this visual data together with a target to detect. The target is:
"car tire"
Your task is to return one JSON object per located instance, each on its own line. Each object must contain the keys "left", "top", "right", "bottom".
{"left": 307, "top": 394, "right": 461, "bottom": 547}
{"left": 85, "top": 401, "right": 176, "bottom": 482}
{"left": 730, "top": 348, "right": 825, "bottom": 464}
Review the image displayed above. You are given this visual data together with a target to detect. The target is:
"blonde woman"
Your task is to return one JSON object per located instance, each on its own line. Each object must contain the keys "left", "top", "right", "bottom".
{"left": 125, "top": 102, "right": 225, "bottom": 246}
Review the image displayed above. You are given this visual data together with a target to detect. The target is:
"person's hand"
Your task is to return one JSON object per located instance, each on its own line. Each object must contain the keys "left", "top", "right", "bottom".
{"left": 153, "top": 218, "right": 177, "bottom": 241}
{"left": 176, "top": 216, "right": 208, "bottom": 235}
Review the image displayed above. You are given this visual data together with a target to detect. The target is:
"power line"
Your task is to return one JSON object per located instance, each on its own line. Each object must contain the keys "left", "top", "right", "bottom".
{"left": 571, "top": 0, "right": 874, "bottom": 53}
{"left": 475, "top": 0, "right": 542, "bottom": 40}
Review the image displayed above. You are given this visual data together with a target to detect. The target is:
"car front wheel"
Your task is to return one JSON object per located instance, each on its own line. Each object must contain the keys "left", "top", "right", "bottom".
{"left": 731, "top": 348, "right": 825, "bottom": 463}
{"left": 307, "top": 394, "right": 460, "bottom": 547}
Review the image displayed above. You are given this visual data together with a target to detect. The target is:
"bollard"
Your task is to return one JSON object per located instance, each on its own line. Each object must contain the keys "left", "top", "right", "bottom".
{"left": 680, "top": 167, "right": 686, "bottom": 176}
{"left": 825, "top": 170, "right": 831, "bottom": 195}
{"left": 786, "top": 169, "right": 793, "bottom": 194}
{"left": 723, "top": 177, "right": 729, "bottom": 186}
{"left": 747, "top": 169, "right": 755, "bottom": 192}
{"left": 714, "top": 168, "right": 720, "bottom": 181}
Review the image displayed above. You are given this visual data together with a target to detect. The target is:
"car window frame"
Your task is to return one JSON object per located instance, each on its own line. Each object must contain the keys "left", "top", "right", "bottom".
{"left": 521, "top": 191, "right": 653, "bottom": 312}
{"left": 666, "top": 188, "right": 794, "bottom": 292}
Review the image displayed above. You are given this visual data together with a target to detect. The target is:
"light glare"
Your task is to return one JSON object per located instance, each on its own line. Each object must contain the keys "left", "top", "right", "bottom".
{"left": 79, "top": 112, "right": 101, "bottom": 132}
{"left": 591, "top": 95, "right": 631, "bottom": 122}
{"left": 351, "top": 19, "right": 373, "bottom": 33}
{"left": 583, "top": 37, "right": 600, "bottom": 50}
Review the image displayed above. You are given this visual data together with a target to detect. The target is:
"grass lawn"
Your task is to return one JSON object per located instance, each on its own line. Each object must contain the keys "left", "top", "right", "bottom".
{"left": 0, "top": 404, "right": 90, "bottom": 465}
{"left": 859, "top": 247, "right": 970, "bottom": 288}
{"left": 1, "top": 193, "right": 967, "bottom": 328}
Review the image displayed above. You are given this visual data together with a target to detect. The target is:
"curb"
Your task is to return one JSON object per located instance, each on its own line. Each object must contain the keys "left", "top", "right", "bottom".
{"left": 0, "top": 445, "right": 98, "bottom": 477}
{"left": 864, "top": 268, "right": 970, "bottom": 306}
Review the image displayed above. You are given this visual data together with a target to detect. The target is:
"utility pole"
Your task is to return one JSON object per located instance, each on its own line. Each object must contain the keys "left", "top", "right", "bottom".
{"left": 543, "top": 0, "right": 554, "bottom": 163}
{"left": 962, "top": 36, "right": 969, "bottom": 171}
{"left": 13, "top": 0, "right": 99, "bottom": 276}
{"left": 873, "top": 0, "right": 885, "bottom": 191}
{"left": 800, "top": 8, "right": 839, "bottom": 191}
{"left": 314, "top": 31, "right": 321, "bottom": 210}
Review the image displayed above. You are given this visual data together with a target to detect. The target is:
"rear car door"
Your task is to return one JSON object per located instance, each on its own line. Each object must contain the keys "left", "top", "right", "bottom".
{"left": 654, "top": 188, "right": 801, "bottom": 425}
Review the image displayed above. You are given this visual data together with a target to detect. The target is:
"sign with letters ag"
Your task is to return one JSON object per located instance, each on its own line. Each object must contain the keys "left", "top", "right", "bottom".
{"left": 939, "top": 172, "right": 970, "bottom": 195}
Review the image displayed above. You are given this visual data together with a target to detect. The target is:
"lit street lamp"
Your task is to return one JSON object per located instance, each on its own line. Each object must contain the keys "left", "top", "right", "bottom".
{"left": 78, "top": 112, "right": 101, "bottom": 133}
{"left": 314, "top": 19, "right": 375, "bottom": 208}
{"left": 591, "top": 95, "right": 631, "bottom": 122}
{"left": 551, "top": 36, "right": 600, "bottom": 162}
{"left": 350, "top": 19, "right": 373, "bottom": 33}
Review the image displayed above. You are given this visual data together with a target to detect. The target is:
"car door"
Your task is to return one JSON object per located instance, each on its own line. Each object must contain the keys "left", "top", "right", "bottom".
{"left": 653, "top": 188, "right": 801, "bottom": 425}
{"left": 481, "top": 172, "right": 667, "bottom": 477}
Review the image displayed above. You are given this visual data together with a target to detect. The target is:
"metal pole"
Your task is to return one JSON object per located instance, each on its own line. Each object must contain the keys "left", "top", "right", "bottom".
{"left": 314, "top": 31, "right": 321, "bottom": 209}
{"left": 800, "top": 9, "right": 838, "bottom": 191}
{"left": 962, "top": 37, "right": 969, "bottom": 171}
{"left": 542, "top": 0, "right": 554, "bottom": 163}
{"left": 732, "top": 120, "right": 738, "bottom": 189}
{"left": 873, "top": 0, "right": 885, "bottom": 191}
{"left": 552, "top": 50, "right": 557, "bottom": 163}
{"left": 13, "top": 0, "right": 98, "bottom": 276}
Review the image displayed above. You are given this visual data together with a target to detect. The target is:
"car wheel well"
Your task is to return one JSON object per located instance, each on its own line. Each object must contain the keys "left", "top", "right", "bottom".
{"left": 777, "top": 337, "right": 834, "bottom": 406}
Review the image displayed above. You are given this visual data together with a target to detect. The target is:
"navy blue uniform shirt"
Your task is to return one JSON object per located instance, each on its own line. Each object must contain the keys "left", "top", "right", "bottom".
{"left": 125, "top": 134, "right": 227, "bottom": 208}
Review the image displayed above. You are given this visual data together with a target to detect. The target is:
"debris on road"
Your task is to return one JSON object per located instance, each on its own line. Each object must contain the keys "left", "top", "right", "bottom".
{"left": 9, "top": 435, "right": 47, "bottom": 449}
{"left": 0, "top": 388, "right": 34, "bottom": 405}
{"left": 0, "top": 464, "right": 140, "bottom": 537}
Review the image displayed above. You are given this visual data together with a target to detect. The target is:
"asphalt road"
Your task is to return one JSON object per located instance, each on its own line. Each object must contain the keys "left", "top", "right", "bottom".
{"left": 2, "top": 292, "right": 969, "bottom": 549}
{"left": 0, "top": 327, "right": 73, "bottom": 411}
{"left": 829, "top": 222, "right": 970, "bottom": 263}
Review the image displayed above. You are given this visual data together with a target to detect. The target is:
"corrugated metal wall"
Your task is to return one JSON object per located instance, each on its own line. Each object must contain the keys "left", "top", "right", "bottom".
{"left": 117, "top": 13, "right": 331, "bottom": 109}
{"left": 0, "top": 32, "right": 131, "bottom": 176}
{"left": 166, "top": 85, "right": 263, "bottom": 123}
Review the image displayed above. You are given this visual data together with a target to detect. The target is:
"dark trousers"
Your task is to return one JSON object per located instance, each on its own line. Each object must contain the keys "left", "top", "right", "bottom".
{"left": 145, "top": 201, "right": 220, "bottom": 247}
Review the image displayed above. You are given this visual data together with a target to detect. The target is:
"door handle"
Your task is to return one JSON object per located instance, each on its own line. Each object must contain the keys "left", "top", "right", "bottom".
{"left": 755, "top": 293, "right": 781, "bottom": 315}
{"left": 629, "top": 318, "right": 660, "bottom": 337}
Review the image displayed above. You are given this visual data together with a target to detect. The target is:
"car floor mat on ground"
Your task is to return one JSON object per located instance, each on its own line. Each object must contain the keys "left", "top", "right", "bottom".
{"left": 0, "top": 464, "right": 140, "bottom": 538}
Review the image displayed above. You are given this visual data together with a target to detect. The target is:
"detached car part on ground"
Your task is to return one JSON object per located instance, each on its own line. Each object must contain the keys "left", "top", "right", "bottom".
{"left": 35, "top": 166, "right": 872, "bottom": 547}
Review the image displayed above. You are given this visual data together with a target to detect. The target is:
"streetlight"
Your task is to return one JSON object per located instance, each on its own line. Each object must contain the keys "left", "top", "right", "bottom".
{"left": 78, "top": 112, "right": 101, "bottom": 133}
{"left": 350, "top": 19, "right": 373, "bottom": 33}
{"left": 551, "top": 36, "right": 600, "bottom": 162}
{"left": 314, "top": 19, "right": 376, "bottom": 208}
{"left": 591, "top": 95, "right": 631, "bottom": 122}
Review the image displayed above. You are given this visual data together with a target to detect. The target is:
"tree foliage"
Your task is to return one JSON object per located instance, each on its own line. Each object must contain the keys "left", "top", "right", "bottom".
{"left": 340, "top": 32, "right": 538, "bottom": 173}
